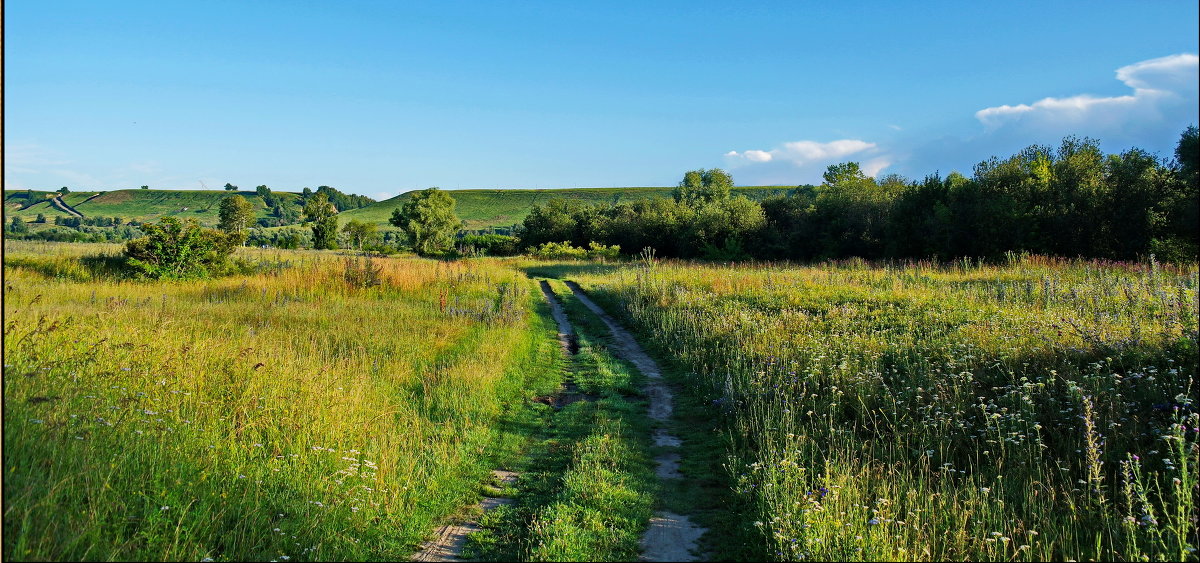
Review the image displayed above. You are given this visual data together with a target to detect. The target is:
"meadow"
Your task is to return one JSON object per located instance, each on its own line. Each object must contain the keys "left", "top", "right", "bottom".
{"left": 4, "top": 239, "right": 1198, "bottom": 562}
{"left": 3, "top": 241, "right": 562, "bottom": 561}
{"left": 559, "top": 255, "right": 1199, "bottom": 561}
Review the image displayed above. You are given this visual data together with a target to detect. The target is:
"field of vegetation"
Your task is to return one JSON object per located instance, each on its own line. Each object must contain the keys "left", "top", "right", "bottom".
{"left": 2, "top": 241, "right": 562, "bottom": 561}
{"left": 558, "top": 255, "right": 1199, "bottom": 561}
{"left": 4, "top": 239, "right": 1198, "bottom": 561}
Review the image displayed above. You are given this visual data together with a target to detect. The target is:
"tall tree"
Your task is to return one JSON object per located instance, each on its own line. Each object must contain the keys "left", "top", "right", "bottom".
{"left": 341, "top": 219, "right": 378, "bottom": 250}
{"left": 1171, "top": 126, "right": 1199, "bottom": 252}
{"left": 389, "top": 188, "right": 461, "bottom": 256}
{"left": 674, "top": 168, "right": 734, "bottom": 205}
{"left": 303, "top": 192, "right": 339, "bottom": 249}
{"left": 218, "top": 195, "right": 254, "bottom": 245}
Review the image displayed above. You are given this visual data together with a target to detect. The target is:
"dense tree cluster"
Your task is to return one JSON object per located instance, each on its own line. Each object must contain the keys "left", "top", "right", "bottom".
{"left": 518, "top": 129, "right": 1199, "bottom": 262}
{"left": 53, "top": 216, "right": 129, "bottom": 228}
{"left": 311, "top": 185, "right": 375, "bottom": 212}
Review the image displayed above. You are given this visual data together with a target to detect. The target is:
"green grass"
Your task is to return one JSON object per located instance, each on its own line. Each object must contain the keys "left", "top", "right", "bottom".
{"left": 340, "top": 186, "right": 795, "bottom": 230}
{"left": 465, "top": 279, "right": 657, "bottom": 562}
{"left": 4, "top": 189, "right": 304, "bottom": 225}
{"left": 2, "top": 241, "right": 561, "bottom": 561}
{"left": 560, "top": 256, "right": 1199, "bottom": 561}
{"left": 7, "top": 186, "right": 794, "bottom": 234}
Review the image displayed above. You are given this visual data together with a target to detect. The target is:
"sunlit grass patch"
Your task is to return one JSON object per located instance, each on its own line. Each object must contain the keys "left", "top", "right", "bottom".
{"left": 3, "top": 243, "right": 550, "bottom": 561}
{"left": 564, "top": 255, "right": 1199, "bottom": 561}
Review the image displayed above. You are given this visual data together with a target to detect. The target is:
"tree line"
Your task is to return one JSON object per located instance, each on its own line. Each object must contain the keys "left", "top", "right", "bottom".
{"left": 517, "top": 128, "right": 1199, "bottom": 262}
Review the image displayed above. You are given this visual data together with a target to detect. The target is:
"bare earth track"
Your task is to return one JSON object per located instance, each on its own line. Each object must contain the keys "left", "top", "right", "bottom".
{"left": 50, "top": 196, "right": 84, "bottom": 218}
{"left": 410, "top": 471, "right": 518, "bottom": 562}
{"left": 563, "top": 281, "right": 706, "bottom": 562}
{"left": 410, "top": 280, "right": 705, "bottom": 562}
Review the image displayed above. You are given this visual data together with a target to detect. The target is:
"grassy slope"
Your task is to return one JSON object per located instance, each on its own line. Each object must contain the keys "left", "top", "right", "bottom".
{"left": 341, "top": 186, "right": 796, "bottom": 230}
{"left": 3, "top": 190, "right": 303, "bottom": 225}
{"left": 8, "top": 186, "right": 795, "bottom": 231}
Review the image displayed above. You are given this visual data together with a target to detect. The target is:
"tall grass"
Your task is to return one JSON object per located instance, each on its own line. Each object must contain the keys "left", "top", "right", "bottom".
{"left": 3, "top": 241, "right": 552, "bottom": 561}
{"left": 566, "top": 255, "right": 1199, "bottom": 561}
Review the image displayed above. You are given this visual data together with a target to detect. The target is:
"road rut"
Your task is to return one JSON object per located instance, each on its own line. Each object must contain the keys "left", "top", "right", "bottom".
{"left": 563, "top": 281, "right": 706, "bottom": 562}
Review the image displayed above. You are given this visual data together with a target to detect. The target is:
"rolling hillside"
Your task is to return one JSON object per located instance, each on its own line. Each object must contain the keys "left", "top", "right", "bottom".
{"left": 4, "top": 189, "right": 304, "bottom": 225}
{"left": 6, "top": 185, "right": 799, "bottom": 231}
{"left": 341, "top": 186, "right": 797, "bottom": 230}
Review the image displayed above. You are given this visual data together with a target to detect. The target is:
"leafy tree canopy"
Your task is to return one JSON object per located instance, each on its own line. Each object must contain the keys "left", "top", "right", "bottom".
{"left": 389, "top": 187, "right": 462, "bottom": 256}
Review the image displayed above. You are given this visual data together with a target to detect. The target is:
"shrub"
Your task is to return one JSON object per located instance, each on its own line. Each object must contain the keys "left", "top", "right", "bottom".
{"left": 459, "top": 234, "right": 521, "bottom": 256}
{"left": 587, "top": 241, "right": 621, "bottom": 261}
{"left": 342, "top": 255, "right": 384, "bottom": 288}
{"left": 527, "top": 241, "right": 620, "bottom": 261}
{"left": 528, "top": 241, "right": 589, "bottom": 260}
{"left": 123, "top": 217, "right": 239, "bottom": 280}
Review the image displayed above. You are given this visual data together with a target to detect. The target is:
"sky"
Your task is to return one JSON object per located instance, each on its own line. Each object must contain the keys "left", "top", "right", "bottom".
{"left": 4, "top": 1, "right": 1198, "bottom": 200}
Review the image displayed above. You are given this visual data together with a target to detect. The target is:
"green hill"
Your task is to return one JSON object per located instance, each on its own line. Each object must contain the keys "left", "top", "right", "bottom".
{"left": 4, "top": 189, "right": 304, "bottom": 226}
{"left": 6, "top": 185, "right": 799, "bottom": 232}
{"left": 342, "top": 186, "right": 796, "bottom": 230}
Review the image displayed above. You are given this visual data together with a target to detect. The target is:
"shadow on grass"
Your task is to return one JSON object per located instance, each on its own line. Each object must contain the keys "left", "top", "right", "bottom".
{"left": 520, "top": 261, "right": 624, "bottom": 280}
{"left": 4, "top": 254, "right": 128, "bottom": 282}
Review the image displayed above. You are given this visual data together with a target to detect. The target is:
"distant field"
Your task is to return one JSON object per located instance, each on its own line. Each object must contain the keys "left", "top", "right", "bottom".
{"left": 7, "top": 186, "right": 796, "bottom": 231}
{"left": 3, "top": 189, "right": 302, "bottom": 225}
{"left": 11, "top": 184, "right": 796, "bottom": 229}
{"left": 341, "top": 186, "right": 796, "bottom": 229}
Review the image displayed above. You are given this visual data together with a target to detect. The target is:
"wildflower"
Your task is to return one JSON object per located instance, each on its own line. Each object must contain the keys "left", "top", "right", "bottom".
{"left": 160, "top": 506, "right": 169, "bottom": 511}
{"left": 867, "top": 518, "right": 880, "bottom": 525}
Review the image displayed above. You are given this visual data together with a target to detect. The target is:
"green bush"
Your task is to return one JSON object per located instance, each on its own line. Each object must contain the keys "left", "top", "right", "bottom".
{"left": 123, "top": 217, "right": 239, "bottom": 280}
{"left": 528, "top": 241, "right": 589, "bottom": 260}
{"left": 586, "top": 241, "right": 621, "bottom": 261}
{"left": 460, "top": 234, "right": 521, "bottom": 256}
{"left": 526, "top": 241, "right": 621, "bottom": 261}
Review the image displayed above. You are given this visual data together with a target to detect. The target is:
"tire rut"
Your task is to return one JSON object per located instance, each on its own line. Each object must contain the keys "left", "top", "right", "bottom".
{"left": 562, "top": 280, "right": 706, "bottom": 563}
{"left": 411, "top": 282, "right": 583, "bottom": 562}
{"left": 410, "top": 471, "right": 518, "bottom": 562}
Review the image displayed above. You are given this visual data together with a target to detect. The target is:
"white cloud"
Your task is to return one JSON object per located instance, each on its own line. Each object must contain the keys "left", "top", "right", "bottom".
{"left": 974, "top": 53, "right": 1198, "bottom": 132}
{"left": 861, "top": 158, "right": 892, "bottom": 177}
{"left": 1116, "top": 53, "right": 1199, "bottom": 92}
{"left": 727, "top": 139, "right": 876, "bottom": 167}
{"left": 724, "top": 139, "right": 885, "bottom": 184}
{"left": 742, "top": 149, "right": 773, "bottom": 162}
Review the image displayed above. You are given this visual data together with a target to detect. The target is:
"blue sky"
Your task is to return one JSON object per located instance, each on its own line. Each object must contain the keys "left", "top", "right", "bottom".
{"left": 5, "top": 1, "right": 1198, "bottom": 199}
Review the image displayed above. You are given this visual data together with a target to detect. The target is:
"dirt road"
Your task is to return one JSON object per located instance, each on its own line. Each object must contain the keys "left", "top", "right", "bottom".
{"left": 563, "top": 281, "right": 706, "bottom": 562}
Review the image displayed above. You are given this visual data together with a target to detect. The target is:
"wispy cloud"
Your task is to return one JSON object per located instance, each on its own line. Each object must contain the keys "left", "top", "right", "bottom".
{"left": 727, "top": 139, "right": 876, "bottom": 166}
{"left": 724, "top": 139, "right": 883, "bottom": 184}
{"left": 973, "top": 53, "right": 1197, "bottom": 135}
